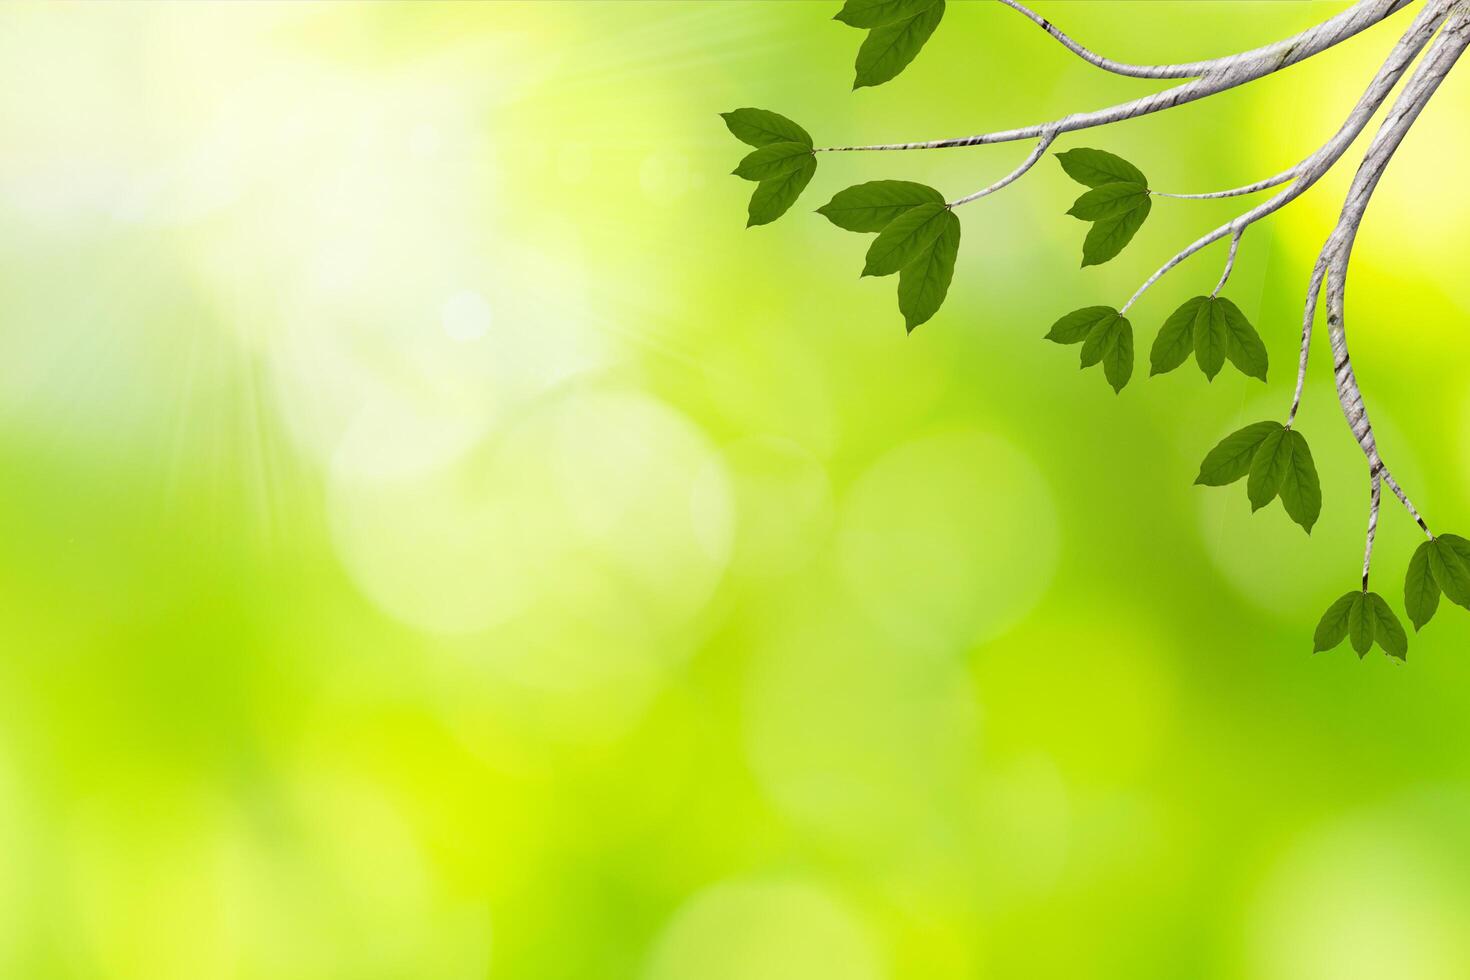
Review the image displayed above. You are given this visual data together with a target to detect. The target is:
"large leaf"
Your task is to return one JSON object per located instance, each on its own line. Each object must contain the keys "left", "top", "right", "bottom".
{"left": 1277, "top": 430, "right": 1320, "bottom": 533}
{"left": 1078, "top": 313, "right": 1133, "bottom": 393}
{"left": 862, "top": 202, "right": 950, "bottom": 277}
{"left": 1192, "top": 297, "right": 1228, "bottom": 381}
{"left": 1067, "top": 182, "right": 1149, "bottom": 221}
{"left": 747, "top": 155, "right": 817, "bottom": 227}
{"left": 1195, "top": 421, "right": 1281, "bottom": 487}
{"left": 1047, "top": 306, "right": 1116, "bottom": 345}
{"left": 853, "top": 0, "right": 945, "bottom": 89}
{"left": 1246, "top": 427, "right": 1291, "bottom": 511}
{"left": 1151, "top": 296, "right": 1207, "bottom": 376}
{"left": 1404, "top": 539, "right": 1441, "bottom": 631}
{"left": 733, "top": 141, "right": 813, "bottom": 182}
{"left": 897, "top": 208, "right": 960, "bottom": 332}
{"left": 1218, "top": 297, "right": 1269, "bottom": 381}
{"left": 721, "top": 108, "right": 812, "bottom": 148}
{"left": 835, "top": 0, "right": 938, "bottom": 28}
{"left": 818, "top": 180, "right": 944, "bottom": 233}
{"left": 1369, "top": 593, "right": 1408, "bottom": 660}
{"left": 1313, "top": 591, "right": 1358, "bottom": 653}
{"left": 1081, "top": 196, "right": 1150, "bottom": 267}
{"left": 1056, "top": 148, "right": 1147, "bottom": 189}
{"left": 1428, "top": 534, "right": 1470, "bottom": 608}
{"left": 1347, "top": 591, "right": 1375, "bottom": 657}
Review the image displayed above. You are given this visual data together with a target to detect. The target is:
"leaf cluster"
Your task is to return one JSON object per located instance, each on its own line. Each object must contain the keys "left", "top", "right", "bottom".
{"left": 722, "top": 108, "right": 818, "bottom": 227}
{"left": 1151, "top": 296, "right": 1267, "bottom": 382}
{"left": 1196, "top": 421, "right": 1320, "bottom": 533}
{"left": 1058, "top": 148, "right": 1151, "bottom": 267}
{"left": 1403, "top": 533, "right": 1470, "bottom": 631}
{"left": 1045, "top": 306, "right": 1132, "bottom": 393}
{"left": 1314, "top": 591, "right": 1407, "bottom": 660}
{"left": 835, "top": 0, "right": 946, "bottom": 89}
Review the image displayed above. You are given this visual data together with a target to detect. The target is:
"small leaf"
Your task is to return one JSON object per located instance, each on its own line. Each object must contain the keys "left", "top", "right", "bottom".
{"left": 1056, "top": 148, "right": 1147, "bottom": 189}
{"left": 1277, "top": 430, "right": 1321, "bottom": 533}
{"left": 1078, "top": 313, "right": 1133, "bottom": 391}
{"left": 1247, "top": 427, "right": 1290, "bottom": 512}
{"left": 1151, "top": 296, "right": 1206, "bottom": 376}
{"left": 747, "top": 156, "right": 817, "bottom": 227}
{"left": 1079, "top": 314, "right": 1123, "bottom": 367}
{"left": 1081, "top": 196, "right": 1150, "bottom": 267}
{"left": 1192, "top": 297, "right": 1228, "bottom": 380}
{"left": 733, "top": 141, "right": 813, "bottom": 182}
{"left": 721, "top": 108, "right": 812, "bottom": 148}
{"left": 1369, "top": 593, "right": 1408, "bottom": 660}
{"left": 835, "top": 0, "right": 938, "bottom": 28}
{"left": 897, "top": 208, "right": 960, "bottom": 332}
{"left": 1218, "top": 297, "right": 1268, "bottom": 381}
{"left": 1195, "top": 421, "right": 1281, "bottom": 487}
{"left": 863, "top": 202, "right": 949, "bottom": 277}
{"left": 1429, "top": 534, "right": 1470, "bottom": 609}
{"left": 1347, "top": 591, "right": 1375, "bottom": 657}
{"left": 1404, "top": 540, "right": 1441, "bottom": 631}
{"left": 853, "top": 0, "right": 945, "bottom": 89}
{"left": 1313, "top": 591, "right": 1358, "bottom": 652}
{"left": 1067, "top": 181, "right": 1149, "bottom": 221}
{"left": 1047, "top": 306, "right": 1117, "bottom": 345}
{"left": 817, "top": 180, "right": 944, "bottom": 233}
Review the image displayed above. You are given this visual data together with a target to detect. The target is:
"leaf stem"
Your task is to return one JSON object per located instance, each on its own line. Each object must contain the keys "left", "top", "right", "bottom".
{"left": 948, "top": 132, "right": 1055, "bottom": 208}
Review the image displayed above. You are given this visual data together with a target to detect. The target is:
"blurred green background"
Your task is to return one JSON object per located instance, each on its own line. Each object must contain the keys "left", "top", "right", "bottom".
{"left": 3, "top": 1, "right": 1470, "bottom": 977}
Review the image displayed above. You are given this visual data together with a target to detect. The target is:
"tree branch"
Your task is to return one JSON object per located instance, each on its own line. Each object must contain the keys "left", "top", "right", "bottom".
{"left": 949, "top": 132, "right": 1055, "bottom": 207}
{"left": 1363, "top": 472, "right": 1383, "bottom": 590}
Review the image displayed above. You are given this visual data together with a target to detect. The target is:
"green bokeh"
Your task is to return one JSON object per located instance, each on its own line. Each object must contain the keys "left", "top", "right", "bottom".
{"left": 3, "top": 2, "right": 1470, "bottom": 977}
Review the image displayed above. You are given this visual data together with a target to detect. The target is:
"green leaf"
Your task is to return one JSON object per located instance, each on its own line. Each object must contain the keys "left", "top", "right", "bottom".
{"left": 733, "top": 141, "right": 813, "bottom": 182}
{"left": 1347, "top": 591, "right": 1375, "bottom": 657}
{"left": 817, "top": 180, "right": 944, "bottom": 233}
{"left": 1195, "top": 420, "right": 1281, "bottom": 487}
{"left": 1192, "top": 297, "right": 1228, "bottom": 381}
{"left": 1277, "top": 430, "right": 1321, "bottom": 533}
{"left": 1151, "top": 296, "right": 1207, "bottom": 376}
{"left": 1246, "top": 427, "right": 1290, "bottom": 511}
{"left": 1404, "top": 540, "right": 1441, "bottom": 631}
{"left": 721, "top": 108, "right": 812, "bottom": 148}
{"left": 853, "top": 0, "right": 945, "bottom": 89}
{"left": 897, "top": 208, "right": 960, "bottom": 332}
{"left": 863, "top": 202, "right": 949, "bottom": 277}
{"left": 1428, "top": 535, "right": 1470, "bottom": 609}
{"left": 835, "top": 0, "right": 938, "bottom": 28}
{"left": 1313, "top": 591, "right": 1358, "bottom": 652}
{"left": 1067, "top": 181, "right": 1149, "bottom": 221}
{"left": 1369, "top": 593, "right": 1408, "bottom": 660}
{"left": 747, "top": 155, "right": 817, "bottom": 227}
{"left": 1056, "top": 148, "right": 1147, "bottom": 189}
{"left": 1047, "top": 306, "right": 1116, "bottom": 345}
{"left": 1218, "top": 297, "right": 1268, "bottom": 381}
{"left": 1078, "top": 313, "right": 1133, "bottom": 391}
{"left": 1081, "top": 196, "right": 1150, "bottom": 267}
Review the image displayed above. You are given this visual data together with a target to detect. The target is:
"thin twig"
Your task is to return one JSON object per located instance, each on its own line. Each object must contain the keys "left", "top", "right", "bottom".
{"left": 949, "top": 132, "right": 1056, "bottom": 208}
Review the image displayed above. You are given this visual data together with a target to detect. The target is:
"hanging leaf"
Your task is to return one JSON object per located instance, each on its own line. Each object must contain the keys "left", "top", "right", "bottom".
{"left": 733, "top": 141, "right": 815, "bottom": 182}
{"left": 1195, "top": 421, "right": 1281, "bottom": 486}
{"left": 1081, "top": 196, "right": 1150, "bottom": 267}
{"left": 1246, "top": 427, "right": 1291, "bottom": 512}
{"left": 1218, "top": 297, "right": 1269, "bottom": 381}
{"left": 1276, "top": 430, "right": 1321, "bottom": 533}
{"left": 1404, "top": 539, "right": 1441, "bottom": 631}
{"left": 862, "top": 202, "right": 950, "bottom": 277}
{"left": 835, "top": 0, "right": 938, "bottom": 28}
{"left": 818, "top": 180, "right": 944, "bottom": 233}
{"left": 1192, "top": 296, "right": 1228, "bottom": 380}
{"left": 721, "top": 108, "right": 812, "bottom": 149}
{"left": 1067, "top": 182, "right": 1150, "bottom": 221}
{"left": 897, "top": 209, "right": 961, "bottom": 331}
{"left": 1151, "top": 296, "right": 1206, "bottom": 376}
{"left": 1313, "top": 591, "right": 1358, "bottom": 652}
{"left": 1047, "top": 306, "right": 1117, "bottom": 345}
{"left": 747, "top": 156, "right": 818, "bottom": 227}
{"left": 1428, "top": 534, "right": 1470, "bottom": 608}
{"left": 1077, "top": 313, "right": 1133, "bottom": 393}
{"left": 1056, "top": 148, "right": 1147, "bottom": 189}
{"left": 1347, "top": 591, "right": 1375, "bottom": 657}
{"left": 853, "top": 0, "right": 945, "bottom": 89}
{"left": 1370, "top": 594, "right": 1408, "bottom": 660}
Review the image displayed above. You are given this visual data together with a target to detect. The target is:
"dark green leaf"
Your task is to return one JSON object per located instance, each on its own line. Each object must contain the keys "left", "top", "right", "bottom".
{"left": 863, "top": 202, "right": 949, "bottom": 277}
{"left": 835, "top": 0, "right": 938, "bottom": 28}
{"left": 1046, "top": 306, "right": 1116, "bottom": 345}
{"left": 1079, "top": 314, "right": 1133, "bottom": 392}
{"left": 1404, "top": 540, "right": 1441, "bottom": 631}
{"left": 817, "top": 180, "right": 944, "bottom": 233}
{"left": 721, "top": 108, "right": 812, "bottom": 148}
{"left": 1218, "top": 297, "right": 1268, "bottom": 381}
{"left": 747, "top": 155, "right": 817, "bottom": 227}
{"left": 1056, "top": 148, "right": 1147, "bottom": 189}
{"left": 1277, "top": 430, "right": 1320, "bottom": 533}
{"left": 1313, "top": 591, "right": 1358, "bottom": 653}
{"left": 1192, "top": 296, "right": 1228, "bottom": 380}
{"left": 897, "top": 208, "right": 960, "bottom": 332}
{"left": 1369, "top": 593, "right": 1407, "bottom": 660}
{"left": 1195, "top": 421, "right": 1281, "bottom": 487}
{"left": 733, "top": 141, "right": 813, "bottom": 182}
{"left": 853, "top": 0, "right": 945, "bottom": 89}
{"left": 1151, "top": 296, "right": 1207, "bottom": 376}
{"left": 1429, "top": 535, "right": 1470, "bottom": 609}
{"left": 1081, "top": 196, "right": 1150, "bottom": 267}
{"left": 1067, "top": 181, "right": 1149, "bottom": 221}
{"left": 1247, "top": 427, "right": 1290, "bottom": 512}
{"left": 1347, "top": 591, "right": 1375, "bottom": 657}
